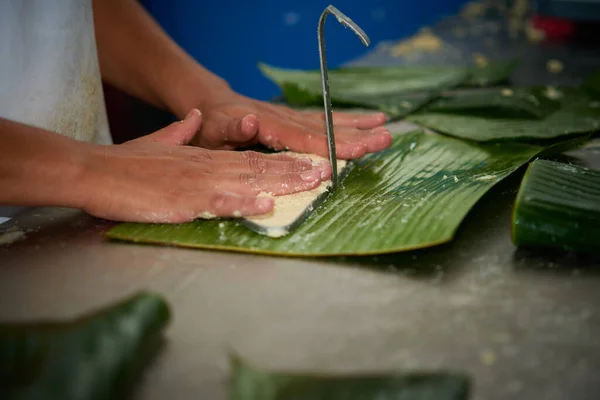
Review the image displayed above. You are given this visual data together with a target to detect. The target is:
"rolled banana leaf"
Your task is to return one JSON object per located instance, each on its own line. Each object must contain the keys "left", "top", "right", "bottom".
{"left": 407, "top": 88, "right": 600, "bottom": 142}
{"left": 512, "top": 159, "right": 600, "bottom": 253}
{"left": 0, "top": 291, "right": 171, "bottom": 400}
{"left": 107, "top": 130, "right": 556, "bottom": 257}
{"left": 230, "top": 355, "right": 470, "bottom": 400}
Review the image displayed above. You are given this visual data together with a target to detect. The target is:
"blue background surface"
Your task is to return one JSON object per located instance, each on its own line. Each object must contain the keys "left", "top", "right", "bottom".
{"left": 141, "top": 1, "right": 470, "bottom": 100}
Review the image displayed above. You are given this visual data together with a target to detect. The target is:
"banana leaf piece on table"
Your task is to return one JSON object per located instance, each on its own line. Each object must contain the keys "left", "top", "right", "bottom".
{"left": 582, "top": 68, "right": 600, "bottom": 98}
{"left": 0, "top": 291, "right": 170, "bottom": 400}
{"left": 464, "top": 60, "right": 520, "bottom": 87}
{"left": 408, "top": 87, "right": 600, "bottom": 142}
{"left": 512, "top": 159, "right": 600, "bottom": 254}
{"left": 108, "top": 130, "right": 557, "bottom": 257}
{"left": 259, "top": 61, "right": 517, "bottom": 119}
{"left": 424, "top": 87, "right": 560, "bottom": 119}
{"left": 230, "top": 355, "right": 470, "bottom": 400}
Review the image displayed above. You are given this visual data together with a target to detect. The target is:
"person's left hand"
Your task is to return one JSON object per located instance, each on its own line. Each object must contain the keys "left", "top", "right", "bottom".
{"left": 189, "top": 92, "right": 392, "bottom": 160}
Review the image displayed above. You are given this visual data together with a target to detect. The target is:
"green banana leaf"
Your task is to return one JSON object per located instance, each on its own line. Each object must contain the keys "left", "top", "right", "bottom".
{"left": 260, "top": 63, "right": 468, "bottom": 119}
{"left": 107, "top": 130, "right": 553, "bottom": 257}
{"left": 424, "top": 87, "right": 560, "bottom": 118}
{"left": 583, "top": 69, "right": 600, "bottom": 98}
{"left": 260, "top": 61, "right": 517, "bottom": 118}
{"left": 407, "top": 88, "right": 600, "bottom": 142}
{"left": 464, "top": 60, "right": 520, "bottom": 87}
{"left": 0, "top": 291, "right": 171, "bottom": 400}
{"left": 230, "top": 356, "right": 470, "bottom": 400}
{"left": 512, "top": 159, "right": 600, "bottom": 254}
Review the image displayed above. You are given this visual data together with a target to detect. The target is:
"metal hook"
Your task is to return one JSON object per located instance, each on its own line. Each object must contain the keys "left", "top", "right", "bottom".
{"left": 318, "top": 5, "right": 370, "bottom": 189}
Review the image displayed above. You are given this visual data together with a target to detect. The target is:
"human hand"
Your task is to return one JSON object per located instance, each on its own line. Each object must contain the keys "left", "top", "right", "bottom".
{"left": 82, "top": 109, "right": 331, "bottom": 223}
{"left": 187, "top": 92, "right": 392, "bottom": 159}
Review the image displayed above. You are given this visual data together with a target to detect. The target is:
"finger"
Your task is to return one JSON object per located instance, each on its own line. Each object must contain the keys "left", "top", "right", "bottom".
{"left": 261, "top": 104, "right": 391, "bottom": 155}
{"left": 334, "top": 126, "right": 393, "bottom": 153}
{"left": 197, "top": 111, "right": 259, "bottom": 149}
{"left": 139, "top": 109, "right": 202, "bottom": 146}
{"left": 211, "top": 169, "right": 326, "bottom": 196}
{"left": 258, "top": 115, "right": 369, "bottom": 159}
{"left": 195, "top": 191, "right": 274, "bottom": 218}
{"left": 279, "top": 109, "right": 393, "bottom": 154}
{"left": 179, "top": 148, "right": 325, "bottom": 173}
{"left": 306, "top": 110, "right": 388, "bottom": 129}
{"left": 209, "top": 153, "right": 326, "bottom": 175}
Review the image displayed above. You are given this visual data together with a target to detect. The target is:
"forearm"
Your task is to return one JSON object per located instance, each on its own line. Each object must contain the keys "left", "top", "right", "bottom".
{"left": 0, "top": 119, "right": 91, "bottom": 209}
{"left": 92, "top": 0, "right": 232, "bottom": 117}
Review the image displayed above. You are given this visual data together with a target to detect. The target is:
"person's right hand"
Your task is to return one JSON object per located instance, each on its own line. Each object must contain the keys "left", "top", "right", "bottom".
{"left": 82, "top": 109, "right": 331, "bottom": 223}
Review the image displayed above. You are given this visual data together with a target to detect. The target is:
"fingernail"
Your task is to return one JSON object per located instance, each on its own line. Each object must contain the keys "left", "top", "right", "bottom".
{"left": 256, "top": 197, "right": 274, "bottom": 212}
{"left": 371, "top": 127, "right": 390, "bottom": 136}
{"left": 300, "top": 170, "right": 320, "bottom": 183}
{"left": 317, "top": 161, "right": 330, "bottom": 179}
{"left": 185, "top": 109, "right": 201, "bottom": 120}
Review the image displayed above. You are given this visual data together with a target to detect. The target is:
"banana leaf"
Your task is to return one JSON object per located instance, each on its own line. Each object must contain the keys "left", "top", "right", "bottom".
{"left": 512, "top": 159, "right": 600, "bottom": 254}
{"left": 260, "top": 63, "right": 468, "bottom": 119}
{"left": 424, "top": 87, "right": 560, "bottom": 118}
{"left": 0, "top": 291, "right": 171, "bottom": 400}
{"left": 583, "top": 69, "right": 600, "bottom": 98}
{"left": 464, "top": 60, "right": 520, "bottom": 87}
{"left": 408, "top": 88, "right": 600, "bottom": 142}
{"left": 230, "top": 356, "right": 470, "bottom": 400}
{"left": 107, "top": 130, "right": 554, "bottom": 257}
{"left": 259, "top": 61, "right": 517, "bottom": 119}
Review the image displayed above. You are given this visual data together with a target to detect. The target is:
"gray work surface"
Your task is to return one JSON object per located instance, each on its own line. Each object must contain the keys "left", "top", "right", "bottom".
{"left": 2, "top": 2, "right": 600, "bottom": 399}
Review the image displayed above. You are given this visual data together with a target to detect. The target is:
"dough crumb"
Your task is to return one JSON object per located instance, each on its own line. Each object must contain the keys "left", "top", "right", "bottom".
{"left": 390, "top": 28, "right": 443, "bottom": 57}
{"left": 545, "top": 86, "right": 563, "bottom": 100}
{"left": 198, "top": 212, "right": 217, "bottom": 219}
{"left": 0, "top": 229, "right": 26, "bottom": 246}
{"left": 525, "top": 20, "right": 545, "bottom": 43}
{"left": 472, "top": 53, "right": 488, "bottom": 68}
{"left": 546, "top": 59, "right": 564, "bottom": 74}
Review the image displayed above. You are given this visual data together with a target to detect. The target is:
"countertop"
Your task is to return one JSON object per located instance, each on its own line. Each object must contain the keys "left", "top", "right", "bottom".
{"left": 2, "top": 2, "right": 600, "bottom": 399}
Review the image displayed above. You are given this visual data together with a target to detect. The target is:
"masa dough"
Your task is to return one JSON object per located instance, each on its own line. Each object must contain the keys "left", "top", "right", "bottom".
{"left": 243, "top": 153, "right": 347, "bottom": 238}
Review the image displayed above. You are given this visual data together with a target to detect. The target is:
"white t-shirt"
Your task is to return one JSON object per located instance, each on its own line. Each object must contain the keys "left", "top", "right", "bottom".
{"left": 0, "top": 0, "right": 112, "bottom": 223}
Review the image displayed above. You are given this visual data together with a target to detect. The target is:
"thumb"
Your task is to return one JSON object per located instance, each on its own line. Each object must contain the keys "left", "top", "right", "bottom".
{"left": 144, "top": 109, "right": 202, "bottom": 146}
{"left": 195, "top": 112, "right": 259, "bottom": 149}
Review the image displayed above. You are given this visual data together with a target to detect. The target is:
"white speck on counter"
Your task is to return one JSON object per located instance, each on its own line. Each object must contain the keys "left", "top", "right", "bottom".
{"left": 480, "top": 349, "right": 497, "bottom": 366}
{"left": 0, "top": 229, "right": 26, "bottom": 246}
